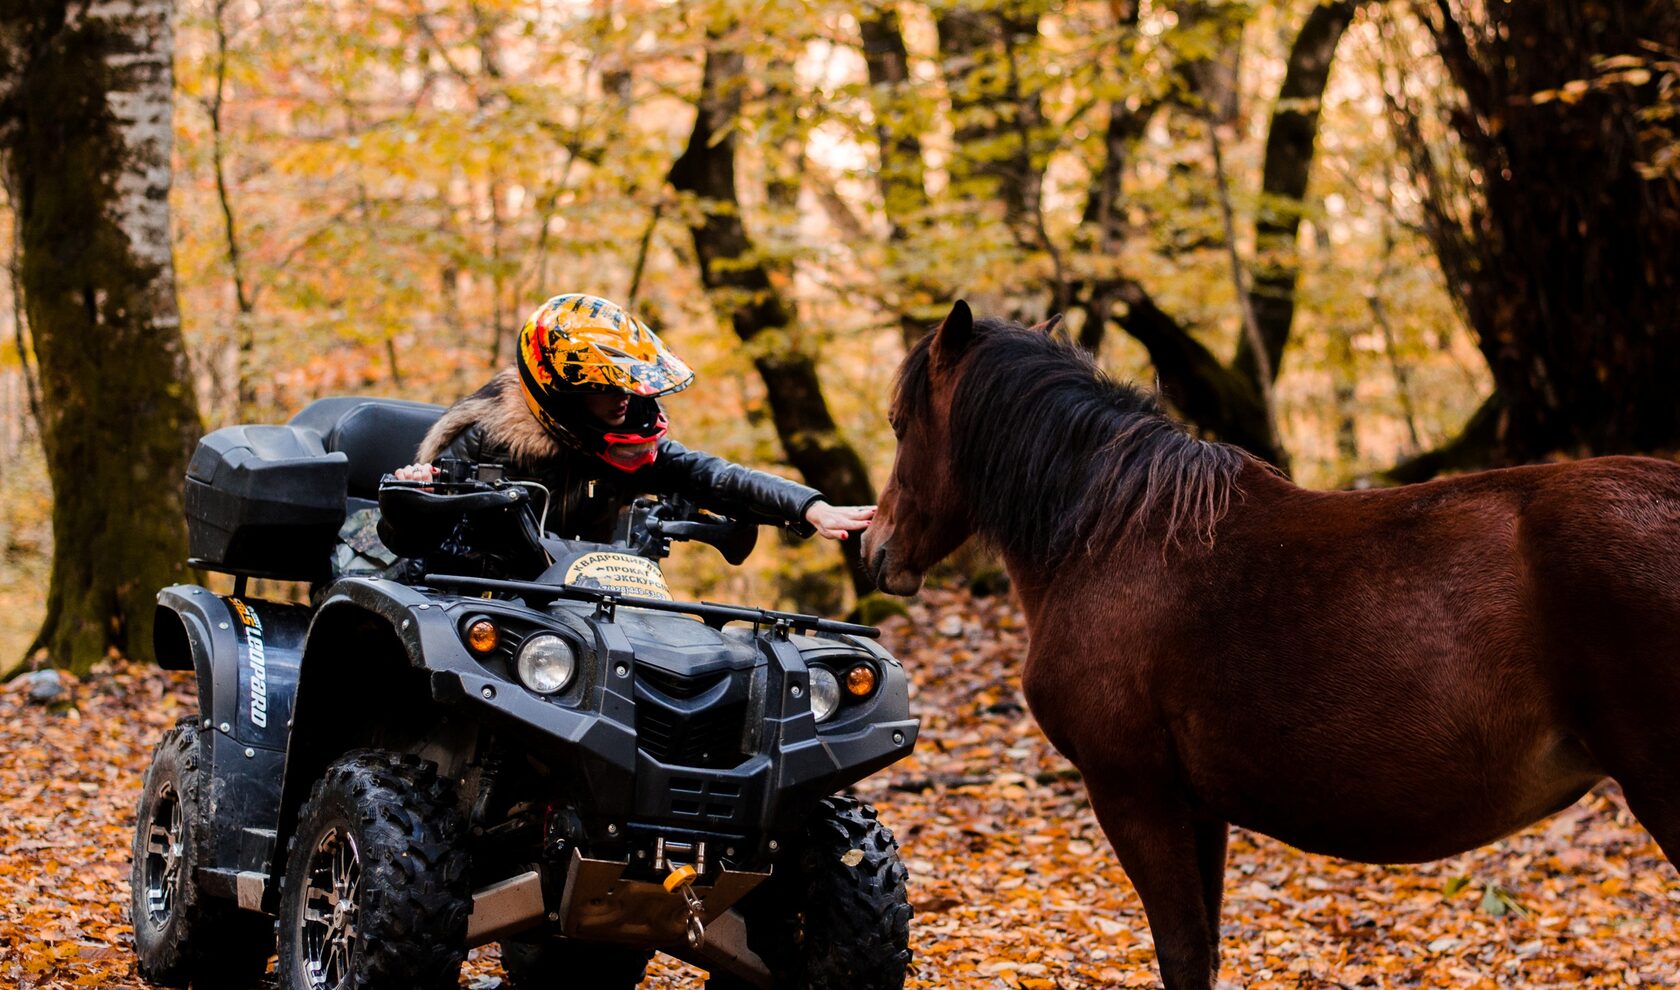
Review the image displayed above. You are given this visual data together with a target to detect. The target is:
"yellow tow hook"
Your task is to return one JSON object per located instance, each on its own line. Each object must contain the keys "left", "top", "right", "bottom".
{"left": 664, "top": 864, "right": 706, "bottom": 948}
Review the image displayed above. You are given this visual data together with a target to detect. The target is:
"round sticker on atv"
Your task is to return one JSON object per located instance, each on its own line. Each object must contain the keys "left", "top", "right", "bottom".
{"left": 563, "top": 552, "right": 673, "bottom": 601}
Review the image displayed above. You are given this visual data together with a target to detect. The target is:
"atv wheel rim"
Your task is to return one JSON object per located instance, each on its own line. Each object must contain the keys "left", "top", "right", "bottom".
{"left": 141, "top": 781, "right": 184, "bottom": 925}
{"left": 300, "top": 825, "right": 361, "bottom": 990}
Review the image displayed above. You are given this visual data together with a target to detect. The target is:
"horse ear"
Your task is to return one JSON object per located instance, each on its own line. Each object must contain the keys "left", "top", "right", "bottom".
{"left": 1029, "top": 313, "right": 1064, "bottom": 336}
{"left": 936, "top": 299, "right": 974, "bottom": 356}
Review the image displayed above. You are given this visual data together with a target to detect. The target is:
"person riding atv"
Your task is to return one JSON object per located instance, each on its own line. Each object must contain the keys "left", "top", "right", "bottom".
{"left": 130, "top": 288, "right": 917, "bottom": 990}
{"left": 394, "top": 292, "right": 872, "bottom": 544}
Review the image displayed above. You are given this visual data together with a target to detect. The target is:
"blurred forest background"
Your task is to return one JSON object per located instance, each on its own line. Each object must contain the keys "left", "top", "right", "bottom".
{"left": 1, "top": 0, "right": 1677, "bottom": 673}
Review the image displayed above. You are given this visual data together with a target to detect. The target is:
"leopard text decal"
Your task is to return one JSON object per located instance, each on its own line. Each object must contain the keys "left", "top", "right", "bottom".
{"left": 231, "top": 599, "right": 269, "bottom": 729}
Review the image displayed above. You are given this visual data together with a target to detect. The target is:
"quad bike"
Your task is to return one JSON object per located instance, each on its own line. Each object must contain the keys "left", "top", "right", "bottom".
{"left": 130, "top": 397, "right": 918, "bottom": 990}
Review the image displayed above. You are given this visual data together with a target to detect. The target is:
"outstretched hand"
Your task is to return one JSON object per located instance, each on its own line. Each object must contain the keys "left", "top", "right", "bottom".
{"left": 805, "top": 501, "right": 876, "bottom": 541}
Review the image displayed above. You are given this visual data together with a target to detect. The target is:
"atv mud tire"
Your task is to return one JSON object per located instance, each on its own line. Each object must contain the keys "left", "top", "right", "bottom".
{"left": 131, "top": 717, "right": 275, "bottom": 989}
{"left": 710, "top": 795, "right": 912, "bottom": 990}
{"left": 276, "top": 750, "right": 470, "bottom": 990}
{"left": 501, "top": 939, "right": 653, "bottom": 988}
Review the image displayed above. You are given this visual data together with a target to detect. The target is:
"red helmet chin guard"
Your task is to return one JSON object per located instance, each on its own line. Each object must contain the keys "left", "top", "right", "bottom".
{"left": 597, "top": 410, "right": 668, "bottom": 472}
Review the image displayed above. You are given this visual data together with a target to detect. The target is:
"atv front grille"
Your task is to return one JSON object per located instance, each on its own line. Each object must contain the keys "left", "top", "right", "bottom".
{"left": 636, "top": 699, "right": 749, "bottom": 769}
{"left": 668, "top": 776, "right": 743, "bottom": 822}
{"left": 637, "top": 666, "right": 727, "bottom": 700}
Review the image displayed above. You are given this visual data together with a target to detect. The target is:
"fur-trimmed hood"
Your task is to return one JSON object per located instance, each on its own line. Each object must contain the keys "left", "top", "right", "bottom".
{"left": 416, "top": 369, "right": 564, "bottom": 468}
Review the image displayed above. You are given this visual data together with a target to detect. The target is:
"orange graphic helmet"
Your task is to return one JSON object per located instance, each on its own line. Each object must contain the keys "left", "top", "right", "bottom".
{"left": 516, "top": 294, "right": 695, "bottom": 471}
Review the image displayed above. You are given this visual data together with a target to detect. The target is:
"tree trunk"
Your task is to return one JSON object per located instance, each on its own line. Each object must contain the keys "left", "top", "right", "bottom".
{"left": 1079, "top": 1, "right": 1354, "bottom": 468}
{"left": 1233, "top": 0, "right": 1359, "bottom": 386}
{"left": 934, "top": 7, "right": 1045, "bottom": 229}
{"left": 857, "top": 6, "right": 940, "bottom": 348}
{"left": 1403, "top": 0, "right": 1680, "bottom": 467}
{"left": 668, "top": 36, "right": 877, "bottom": 597}
{"left": 862, "top": 6, "right": 1053, "bottom": 339}
{"left": 857, "top": 8, "right": 924, "bottom": 239}
{"left": 1075, "top": 0, "right": 1150, "bottom": 356}
{"left": 1111, "top": 279, "right": 1281, "bottom": 462}
{"left": 0, "top": 0, "right": 203, "bottom": 674}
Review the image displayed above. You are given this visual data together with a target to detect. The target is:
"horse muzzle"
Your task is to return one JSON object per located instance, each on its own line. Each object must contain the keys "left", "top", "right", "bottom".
{"left": 867, "top": 545, "right": 924, "bottom": 597}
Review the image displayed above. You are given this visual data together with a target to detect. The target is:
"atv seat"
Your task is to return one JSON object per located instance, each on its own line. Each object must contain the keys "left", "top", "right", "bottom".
{"left": 290, "top": 397, "right": 445, "bottom": 500}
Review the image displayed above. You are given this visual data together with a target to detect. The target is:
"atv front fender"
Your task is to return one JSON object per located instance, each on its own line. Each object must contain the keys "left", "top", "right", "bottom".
{"left": 269, "top": 578, "right": 642, "bottom": 897}
{"left": 153, "top": 586, "right": 310, "bottom": 904}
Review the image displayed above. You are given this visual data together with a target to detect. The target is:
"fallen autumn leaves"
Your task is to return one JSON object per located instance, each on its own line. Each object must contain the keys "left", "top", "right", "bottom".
{"left": 2, "top": 588, "right": 1677, "bottom": 988}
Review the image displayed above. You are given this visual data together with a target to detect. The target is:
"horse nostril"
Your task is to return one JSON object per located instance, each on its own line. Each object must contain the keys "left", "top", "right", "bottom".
{"left": 867, "top": 547, "right": 888, "bottom": 587}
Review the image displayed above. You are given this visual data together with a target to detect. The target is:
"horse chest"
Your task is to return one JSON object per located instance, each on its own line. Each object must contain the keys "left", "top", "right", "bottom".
{"left": 1016, "top": 627, "right": 1167, "bottom": 769}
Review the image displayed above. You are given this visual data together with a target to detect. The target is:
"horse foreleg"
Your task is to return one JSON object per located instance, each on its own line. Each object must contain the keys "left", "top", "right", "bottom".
{"left": 1087, "top": 783, "right": 1223, "bottom": 990}
{"left": 1618, "top": 783, "right": 1680, "bottom": 871}
{"left": 1596, "top": 743, "right": 1680, "bottom": 870}
{"left": 1194, "top": 820, "right": 1229, "bottom": 969}
{"left": 1575, "top": 666, "right": 1680, "bottom": 870}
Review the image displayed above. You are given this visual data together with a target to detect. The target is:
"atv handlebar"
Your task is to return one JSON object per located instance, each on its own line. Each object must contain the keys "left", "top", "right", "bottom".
{"left": 376, "top": 469, "right": 762, "bottom": 567}
{"left": 640, "top": 511, "right": 759, "bottom": 566}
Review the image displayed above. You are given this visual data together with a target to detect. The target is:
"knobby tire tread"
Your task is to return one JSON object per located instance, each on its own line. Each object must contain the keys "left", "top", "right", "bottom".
{"left": 710, "top": 795, "right": 911, "bottom": 990}
{"left": 277, "top": 749, "right": 470, "bottom": 990}
{"left": 131, "top": 718, "right": 274, "bottom": 989}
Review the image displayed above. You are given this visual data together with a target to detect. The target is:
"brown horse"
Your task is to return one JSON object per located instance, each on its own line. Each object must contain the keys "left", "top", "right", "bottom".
{"left": 862, "top": 301, "right": 1680, "bottom": 989}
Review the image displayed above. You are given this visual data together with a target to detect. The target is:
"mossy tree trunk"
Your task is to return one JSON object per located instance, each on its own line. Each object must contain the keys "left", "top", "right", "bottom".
{"left": 669, "top": 32, "right": 877, "bottom": 597}
{"left": 1070, "top": 1, "right": 1357, "bottom": 469}
{"left": 856, "top": 7, "right": 940, "bottom": 350}
{"left": 1233, "top": 0, "right": 1360, "bottom": 388}
{"left": 0, "top": 0, "right": 202, "bottom": 674}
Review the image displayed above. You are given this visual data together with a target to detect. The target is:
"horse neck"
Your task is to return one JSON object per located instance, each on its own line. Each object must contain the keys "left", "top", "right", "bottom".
{"left": 997, "top": 549, "right": 1055, "bottom": 626}
{"left": 994, "top": 457, "right": 1288, "bottom": 628}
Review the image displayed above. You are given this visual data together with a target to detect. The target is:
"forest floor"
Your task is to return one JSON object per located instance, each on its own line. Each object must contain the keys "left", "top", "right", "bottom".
{"left": 2, "top": 588, "right": 1678, "bottom": 988}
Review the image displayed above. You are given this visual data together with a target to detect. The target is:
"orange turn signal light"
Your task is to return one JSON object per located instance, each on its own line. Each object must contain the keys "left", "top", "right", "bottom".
{"left": 465, "top": 618, "right": 500, "bottom": 654}
{"left": 845, "top": 663, "right": 877, "bottom": 697}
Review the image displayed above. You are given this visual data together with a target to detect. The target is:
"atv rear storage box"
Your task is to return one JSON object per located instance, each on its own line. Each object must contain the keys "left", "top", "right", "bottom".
{"left": 185, "top": 425, "right": 349, "bottom": 579}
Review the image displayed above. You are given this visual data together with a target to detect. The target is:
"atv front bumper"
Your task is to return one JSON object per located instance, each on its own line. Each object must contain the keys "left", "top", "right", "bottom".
{"left": 410, "top": 592, "right": 918, "bottom": 846}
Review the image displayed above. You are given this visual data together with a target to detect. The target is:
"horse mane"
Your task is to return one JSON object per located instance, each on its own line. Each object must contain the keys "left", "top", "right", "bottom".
{"left": 895, "top": 318, "right": 1251, "bottom": 566}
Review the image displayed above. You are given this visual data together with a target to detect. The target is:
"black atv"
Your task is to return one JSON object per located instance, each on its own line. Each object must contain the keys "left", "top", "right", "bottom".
{"left": 130, "top": 398, "right": 919, "bottom": 990}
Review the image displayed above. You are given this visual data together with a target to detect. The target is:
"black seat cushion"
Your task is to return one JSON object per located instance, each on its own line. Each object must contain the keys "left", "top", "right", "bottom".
{"left": 289, "top": 397, "right": 445, "bottom": 499}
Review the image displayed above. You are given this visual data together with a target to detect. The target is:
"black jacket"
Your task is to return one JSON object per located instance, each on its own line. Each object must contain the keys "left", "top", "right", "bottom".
{"left": 416, "top": 370, "right": 821, "bottom": 542}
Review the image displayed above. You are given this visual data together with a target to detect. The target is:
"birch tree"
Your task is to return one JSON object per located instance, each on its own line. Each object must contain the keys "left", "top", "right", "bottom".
{"left": 0, "top": 0, "right": 202, "bottom": 674}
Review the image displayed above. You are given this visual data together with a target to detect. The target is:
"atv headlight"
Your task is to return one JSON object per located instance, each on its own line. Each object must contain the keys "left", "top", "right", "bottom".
{"left": 516, "top": 634, "right": 576, "bottom": 695}
{"left": 809, "top": 666, "right": 841, "bottom": 723}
